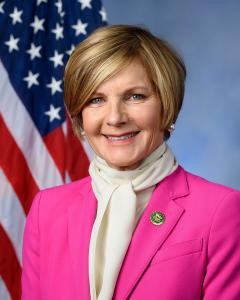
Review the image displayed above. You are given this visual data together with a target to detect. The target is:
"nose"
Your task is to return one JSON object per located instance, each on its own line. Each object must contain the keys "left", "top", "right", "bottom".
{"left": 106, "top": 101, "right": 128, "bottom": 127}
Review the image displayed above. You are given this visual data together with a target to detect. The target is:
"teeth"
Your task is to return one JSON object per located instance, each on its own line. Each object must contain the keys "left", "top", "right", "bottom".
{"left": 107, "top": 133, "right": 136, "bottom": 141}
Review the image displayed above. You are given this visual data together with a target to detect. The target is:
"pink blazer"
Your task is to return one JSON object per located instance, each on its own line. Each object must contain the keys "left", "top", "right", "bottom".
{"left": 22, "top": 166, "right": 240, "bottom": 299}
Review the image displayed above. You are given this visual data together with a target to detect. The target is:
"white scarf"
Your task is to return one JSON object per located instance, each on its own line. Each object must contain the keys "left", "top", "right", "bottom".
{"left": 88, "top": 142, "right": 178, "bottom": 300}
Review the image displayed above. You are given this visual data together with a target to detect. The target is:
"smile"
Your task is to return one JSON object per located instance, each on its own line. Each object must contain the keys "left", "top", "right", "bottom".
{"left": 104, "top": 132, "right": 139, "bottom": 141}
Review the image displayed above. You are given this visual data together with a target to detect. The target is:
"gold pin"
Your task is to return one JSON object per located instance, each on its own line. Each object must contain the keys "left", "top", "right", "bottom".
{"left": 150, "top": 211, "right": 165, "bottom": 225}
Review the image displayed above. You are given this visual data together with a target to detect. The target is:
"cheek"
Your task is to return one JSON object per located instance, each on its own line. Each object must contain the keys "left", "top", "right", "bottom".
{"left": 138, "top": 109, "right": 161, "bottom": 131}
{"left": 82, "top": 110, "right": 98, "bottom": 134}
{"left": 138, "top": 109, "right": 164, "bottom": 143}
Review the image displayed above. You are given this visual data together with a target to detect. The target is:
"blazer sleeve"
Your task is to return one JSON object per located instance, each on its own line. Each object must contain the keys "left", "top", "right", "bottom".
{"left": 21, "top": 192, "right": 42, "bottom": 300}
{"left": 203, "top": 190, "right": 240, "bottom": 299}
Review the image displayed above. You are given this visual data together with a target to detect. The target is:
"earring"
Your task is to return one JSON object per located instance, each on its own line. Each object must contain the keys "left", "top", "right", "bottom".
{"left": 168, "top": 124, "right": 175, "bottom": 133}
{"left": 80, "top": 128, "right": 85, "bottom": 136}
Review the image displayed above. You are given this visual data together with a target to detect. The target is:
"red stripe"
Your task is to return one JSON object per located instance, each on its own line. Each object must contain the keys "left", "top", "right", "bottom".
{"left": 43, "top": 126, "right": 65, "bottom": 181}
{"left": 66, "top": 117, "right": 89, "bottom": 181}
{"left": 0, "top": 115, "right": 39, "bottom": 214}
{"left": 0, "top": 224, "right": 21, "bottom": 300}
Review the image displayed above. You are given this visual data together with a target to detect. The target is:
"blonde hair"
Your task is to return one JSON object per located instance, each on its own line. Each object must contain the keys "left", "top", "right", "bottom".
{"left": 64, "top": 24, "right": 186, "bottom": 139}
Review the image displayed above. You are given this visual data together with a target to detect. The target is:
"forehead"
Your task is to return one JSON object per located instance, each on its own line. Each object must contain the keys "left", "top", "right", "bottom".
{"left": 95, "top": 58, "right": 152, "bottom": 92}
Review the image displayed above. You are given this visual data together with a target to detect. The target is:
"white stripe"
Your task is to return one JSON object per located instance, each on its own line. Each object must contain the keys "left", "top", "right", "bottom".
{"left": 0, "top": 277, "right": 11, "bottom": 300}
{"left": 62, "top": 120, "right": 67, "bottom": 137}
{"left": 82, "top": 138, "right": 94, "bottom": 160}
{"left": 0, "top": 169, "right": 25, "bottom": 266}
{"left": 62, "top": 120, "right": 93, "bottom": 160}
{"left": 0, "top": 61, "right": 63, "bottom": 189}
{"left": 65, "top": 171, "right": 72, "bottom": 184}
{"left": 62, "top": 122, "right": 74, "bottom": 183}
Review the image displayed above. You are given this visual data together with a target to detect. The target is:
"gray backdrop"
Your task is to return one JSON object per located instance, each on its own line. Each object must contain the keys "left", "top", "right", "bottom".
{"left": 102, "top": 0, "right": 240, "bottom": 189}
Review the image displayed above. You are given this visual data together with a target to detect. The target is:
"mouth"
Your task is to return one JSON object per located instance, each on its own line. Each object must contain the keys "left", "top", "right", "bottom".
{"left": 103, "top": 131, "right": 140, "bottom": 141}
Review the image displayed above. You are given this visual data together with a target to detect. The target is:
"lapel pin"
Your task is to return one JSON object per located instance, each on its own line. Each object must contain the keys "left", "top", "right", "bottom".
{"left": 150, "top": 211, "right": 165, "bottom": 225}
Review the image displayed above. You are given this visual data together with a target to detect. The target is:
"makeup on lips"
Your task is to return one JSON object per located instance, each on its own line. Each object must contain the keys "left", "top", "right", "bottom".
{"left": 103, "top": 131, "right": 140, "bottom": 143}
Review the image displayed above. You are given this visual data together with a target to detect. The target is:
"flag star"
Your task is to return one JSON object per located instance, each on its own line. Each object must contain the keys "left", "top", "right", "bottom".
{"left": 72, "top": 19, "right": 88, "bottom": 36}
{"left": 23, "top": 71, "right": 40, "bottom": 88}
{"left": 9, "top": 7, "right": 23, "bottom": 25}
{"left": 5, "top": 34, "right": 20, "bottom": 53}
{"left": 49, "top": 50, "right": 64, "bottom": 68}
{"left": 37, "top": 0, "right": 47, "bottom": 5}
{"left": 55, "top": 1, "right": 65, "bottom": 17}
{"left": 47, "top": 77, "right": 62, "bottom": 95}
{"left": 78, "top": 0, "right": 92, "bottom": 10}
{"left": 26, "top": 43, "right": 42, "bottom": 60}
{"left": 45, "top": 104, "right": 61, "bottom": 122}
{"left": 55, "top": 0, "right": 63, "bottom": 14}
{"left": 52, "top": 23, "right": 64, "bottom": 40}
{"left": 0, "top": 2, "right": 5, "bottom": 14}
{"left": 30, "top": 16, "right": 45, "bottom": 34}
{"left": 66, "top": 44, "right": 75, "bottom": 56}
{"left": 99, "top": 7, "right": 107, "bottom": 22}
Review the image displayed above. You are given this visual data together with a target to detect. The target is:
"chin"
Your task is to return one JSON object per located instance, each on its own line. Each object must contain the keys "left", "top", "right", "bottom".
{"left": 107, "top": 158, "right": 141, "bottom": 171}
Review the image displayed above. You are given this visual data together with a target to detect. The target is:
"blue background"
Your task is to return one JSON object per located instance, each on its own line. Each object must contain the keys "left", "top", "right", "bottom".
{"left": 102, "top": 0, "right": 240, "bottom": 189}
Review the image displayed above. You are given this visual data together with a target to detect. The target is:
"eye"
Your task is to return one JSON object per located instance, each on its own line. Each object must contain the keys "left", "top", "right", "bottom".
{"left": 130, "top": 94, "right": 145, "bottom": 101}
{"left": 87, "top": 97, "right": 104, "bottom": 105}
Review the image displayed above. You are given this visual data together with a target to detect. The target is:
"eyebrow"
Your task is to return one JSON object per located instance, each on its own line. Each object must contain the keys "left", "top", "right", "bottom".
{"left": 93, "top": 86, "right": 151, "bottom": 96}
{"left": 124, "top": 86, "right": 150, "bottom": 93}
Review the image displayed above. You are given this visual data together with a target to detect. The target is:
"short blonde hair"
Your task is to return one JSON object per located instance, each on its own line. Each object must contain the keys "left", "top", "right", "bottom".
{"left": 64, "top": 24, "right": 186, "bottom": 139}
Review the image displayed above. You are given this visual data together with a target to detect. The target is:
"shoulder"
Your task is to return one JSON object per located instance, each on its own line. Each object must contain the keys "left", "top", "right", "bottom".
{"left": 39, "top": 175, "right": 92, "bottom": 200}
{"left": 179, "top": 166, "right": 240, "bottom": 217}
{"left": 169, "top": 166, "right": 240, "bottom": 215}
{"left": 185, "top": 168, "right": 238, "bottom": 196}
{"left": 27, "top": 176, "right": 93, "bottom": 221}
{"left": 168, "top": 165, "right": 239, "bottom": 199}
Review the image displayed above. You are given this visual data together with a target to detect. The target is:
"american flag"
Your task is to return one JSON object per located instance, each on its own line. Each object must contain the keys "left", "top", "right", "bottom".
{"left": 0, "top": 0, "right": 107, "bottom": 299}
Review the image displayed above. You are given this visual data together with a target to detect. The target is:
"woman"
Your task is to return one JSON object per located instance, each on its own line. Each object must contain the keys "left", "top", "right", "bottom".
{"left": 22, "top": 25, "right": 240, "bottom": 300}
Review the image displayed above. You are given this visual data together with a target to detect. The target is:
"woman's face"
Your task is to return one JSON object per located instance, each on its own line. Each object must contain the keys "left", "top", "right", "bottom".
{"left": 82, "top": 59, "right": 164, "bottom": 170}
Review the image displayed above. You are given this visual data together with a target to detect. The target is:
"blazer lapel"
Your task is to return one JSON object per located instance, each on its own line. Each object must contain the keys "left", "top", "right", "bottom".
{"left": 114, "top": 167, "right": 189, "bottom": 299}
{"left": 67, "top": 181, "right": 97, "bottom": 300}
